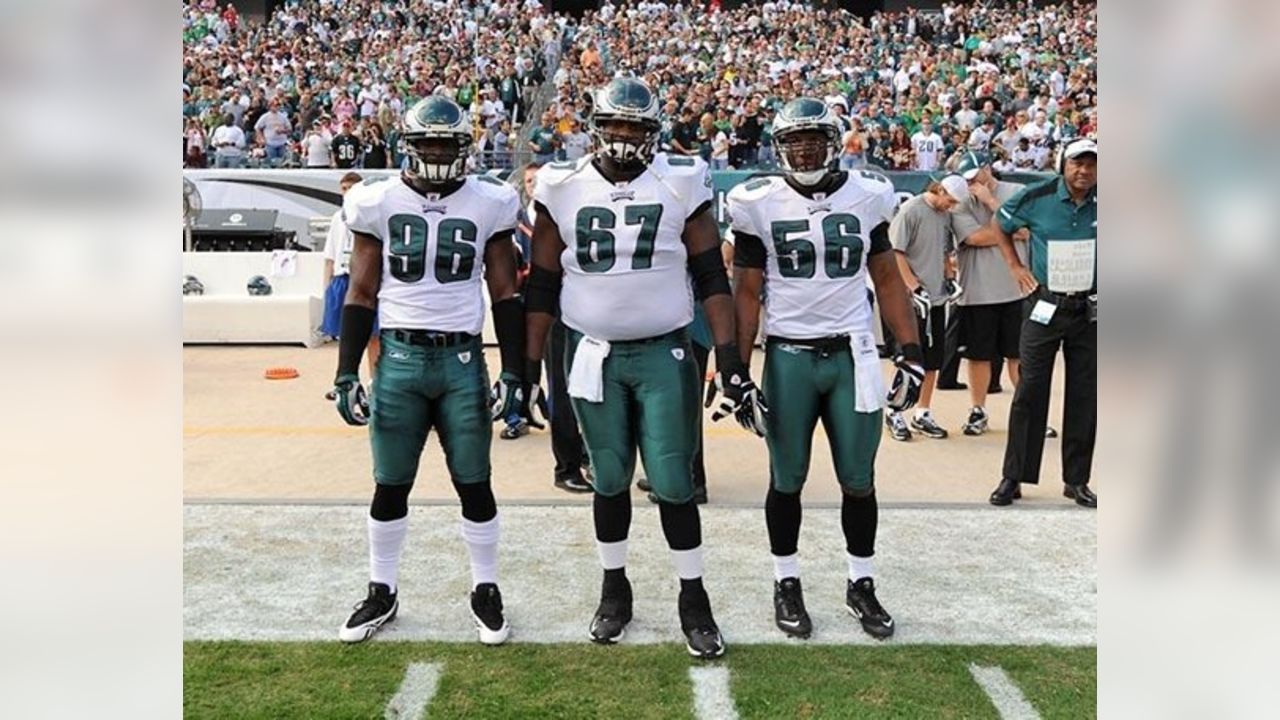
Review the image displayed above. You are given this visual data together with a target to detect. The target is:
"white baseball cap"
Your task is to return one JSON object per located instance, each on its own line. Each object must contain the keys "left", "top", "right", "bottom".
{"left": 939, "top": 175, "right": 971, "bottom": 203}
{"left": 1063, "top": 137, "right": 1098, "bottom": 160}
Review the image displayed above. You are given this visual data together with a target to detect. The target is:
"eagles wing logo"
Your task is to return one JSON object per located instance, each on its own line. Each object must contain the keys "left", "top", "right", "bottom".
{"left": 807, "top": 203, "right": 832, "bottom": 215}
{"left": 422, "top": 204, "right": 448, "bottom": 214}
{"left": 609, "top": 189, "right": 636, "bottom": 203}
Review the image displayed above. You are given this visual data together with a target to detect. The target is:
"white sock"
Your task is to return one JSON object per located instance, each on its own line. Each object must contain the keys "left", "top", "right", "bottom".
{"left": 459, "top": 515, "right": 501, "bottom": 587}
{"left": 914, "top": 408, "right": 932, "bottom": 420}
{"left": 847, "top": 553, "right": 874, "bottom": 583}
{"left": 368, "top": 515, "right": 409, "bottom": 592}
{"left": 669, "top": 546, "right": 704, "bottom": 580}
{"left": 772, "top": 553, "right": 800, "bottom": 582}
{"left": 596, "top": 539, "right": 628, "bottom": 571}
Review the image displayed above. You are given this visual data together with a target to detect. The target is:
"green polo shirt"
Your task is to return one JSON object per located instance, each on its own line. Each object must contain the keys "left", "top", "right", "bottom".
{"left": 997, "top": 177, "right": 1098, "bottom": 292}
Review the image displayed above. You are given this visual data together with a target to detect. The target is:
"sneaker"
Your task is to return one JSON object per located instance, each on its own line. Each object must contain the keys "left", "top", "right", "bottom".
{"left": 846, "top": 577, "right": 894, "bottom": 640}
{"left": 1046, "top": 426, "right": 1059, "bottom": 438}
{"left": 500, "top": 419, "right": 529, "bottom": 440}
{"left": 554, "top": 473, "right": 592, "bottom": 493}
{"left": 339, "top": 582, "right": 399, "bottom": 643}
{"left": 773, "top": 577, "right": 812, "bottom": 639}
{"left": 962, "top": 407, "right": 989, "bottom": 436}
{"left": 885, "top": 412, "right": 912, "bottom": 442}
{"left": 470, "top": 583, "right": 511, "bottom": 645}
{"left": 910, "top": 412, "right": 949, "bottom": 439}
{"left": 588, "top": 575, "right": 633, "bottom": 644}
{"left": 678, "top": 586, "right": 726, "bottom": 659}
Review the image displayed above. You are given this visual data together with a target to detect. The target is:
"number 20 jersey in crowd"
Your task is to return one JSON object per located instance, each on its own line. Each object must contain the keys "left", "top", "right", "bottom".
{"left": 342, "top": 175, "right": 520, "bottom": 332}
{"left": 532, "top": 153, "right": 714, "bottom": 341}
{"left": 725, "top": 171, "right": 899, "bottom": 339}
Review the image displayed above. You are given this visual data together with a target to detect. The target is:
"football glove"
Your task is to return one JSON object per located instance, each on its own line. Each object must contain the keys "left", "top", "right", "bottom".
{"left": 489, "top": 370, "right": 523, "bottom": 422}
{"left": 332, "top": 373, "right": 370, "bottom": 426}
{"left": 521, "top": 381, "right": 549, "bottom": 430}
{"left": 943, "top": 278, "right": 964, "bottom": 305}
{"left": 705, "top": 345, "right": 769, "bottom": 437}
{"left": 886, "top": 344, "right": 926, "bottom": 413}
{"left": 911, "top": 286, "right": 932, "bottom": 321}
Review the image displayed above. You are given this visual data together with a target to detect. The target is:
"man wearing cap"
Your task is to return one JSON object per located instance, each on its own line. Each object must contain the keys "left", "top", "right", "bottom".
{"left": 988, "top": 138, "right": 1098, "bottom": 508}
{"left": 949, "top": 151, "right": 1029, "bottom": 436}
{"left": 886, "top": 175, "right": 969, "bottom": 441}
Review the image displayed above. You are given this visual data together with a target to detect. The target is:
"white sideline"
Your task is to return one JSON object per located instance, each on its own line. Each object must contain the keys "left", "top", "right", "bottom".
{"left": 384, "top": 662, "right": 442, "bottom": 720}
{"left": 689, "top": 667, "right": 740, "bottom": 720}
{"left": 968, "top": 665, "right": 1041, "bottom": 720}
{"left": 184, "top": 504, "right": 1096, "bottom": 645}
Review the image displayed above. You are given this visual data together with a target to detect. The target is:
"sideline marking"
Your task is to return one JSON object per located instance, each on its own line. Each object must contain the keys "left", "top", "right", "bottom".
{"left": 385, "top": 662, "right": 442, "bottom": 720}
{"left": 968, "top": 664, "right": 1041, "bottom": 720}
{"left": 689, "top": 666, "right": 740, "bottom": 720}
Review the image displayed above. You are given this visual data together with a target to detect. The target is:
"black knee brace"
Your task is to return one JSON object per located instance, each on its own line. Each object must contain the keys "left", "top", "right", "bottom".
{"left": 370, "top": 483, "right": 413, "bottom": 521}
{"left": 593, "top": 490, "right": 632, "bottom": 543}
{"left": 453, "top": 480, "right": 497, "bottom": 522}
{"left": 658, "top": 500, "right": 702, "bottom": 551}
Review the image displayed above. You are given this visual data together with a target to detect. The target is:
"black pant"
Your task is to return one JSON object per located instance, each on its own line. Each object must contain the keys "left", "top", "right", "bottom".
{"left": 1002, "top": 293, "right": 1096, "bottom": 486}
{"left": 691, "top": 342, "right": 709, "bottom": 492}
{"left": 547, "top": 320, "right": 586, "bottom": 482}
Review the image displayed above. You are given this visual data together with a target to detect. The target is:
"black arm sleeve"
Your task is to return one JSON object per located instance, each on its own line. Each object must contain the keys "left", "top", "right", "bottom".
{"left": 868, "top": 221, "right": 892, "bottom": 256}
{"left": 525, "top": 264, "right": 562, "bottom": 315}
{"left": 336, "top": 305, "right": 376, "bottom": 380}
{"left": 688, "top": 245, "right": 731, "bottom": 301}
{"left": 491, "top": 297, "right": 525, "bottom": 378}
{"left": 732, "top": 231, "right": 767, "bottom": 269}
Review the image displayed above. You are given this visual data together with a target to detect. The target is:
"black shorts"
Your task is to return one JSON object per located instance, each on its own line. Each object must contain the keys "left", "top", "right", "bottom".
{"left": 959, "top": 301, "right": 1023, "bottom": 361}
{"left": 915, "top": 305, "right": 947, "bottom": 371}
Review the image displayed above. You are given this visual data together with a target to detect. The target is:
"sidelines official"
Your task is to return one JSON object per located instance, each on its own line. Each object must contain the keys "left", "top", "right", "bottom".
{"left": 988, "top": 139, "right": 1098, "bottom": 508}
{"left": 322, "top": 172, "right": 379, "bottom": 377}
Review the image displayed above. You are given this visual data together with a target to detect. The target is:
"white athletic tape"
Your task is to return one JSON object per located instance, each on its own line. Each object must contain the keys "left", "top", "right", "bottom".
{"left": 689, "top": 666, "right": 740, "bottom": 720}
{"left": 968, "top": 664, "right": 1041, "bottom": 720}
{"left": 385, "top": 662, "right": 442, "bottom": 720}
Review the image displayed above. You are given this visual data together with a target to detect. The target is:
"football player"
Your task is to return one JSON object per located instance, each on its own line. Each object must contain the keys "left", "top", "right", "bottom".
{"left": 523, "top": 78, "right": 766, "bottom": 659}
{"left": 330, "top": 96, "right": 540, "bottom": 645}
{"left": 726, "top": 98, "right": 925, "bottom": 640}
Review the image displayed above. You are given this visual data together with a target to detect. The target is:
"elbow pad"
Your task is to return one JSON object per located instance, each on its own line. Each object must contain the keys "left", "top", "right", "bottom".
{"left": 688, "top": 246, "right": 730, "bottom": 301}
{"left": 525, "top": 264, "right": 562, "bottom": 315}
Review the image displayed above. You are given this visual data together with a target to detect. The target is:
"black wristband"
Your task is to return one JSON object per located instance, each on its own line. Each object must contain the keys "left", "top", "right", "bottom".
{"left": 714, "top": 343, "right": 747, "bottom": 375}
{"left": 523, "top": 357, "right": 543, "bottom": 386}
{"left": 336, "top": 304, "right": 376, "bottom": 380}
{"left": 899, "top": 342, "right": 924, "bottom": 365}
{"left": 491, "top": 296, "right": 526, "bottom": 378}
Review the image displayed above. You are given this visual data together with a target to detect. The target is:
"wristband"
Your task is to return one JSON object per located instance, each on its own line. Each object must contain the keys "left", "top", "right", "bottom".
{"left": 899, "top": 342, "right": 924, "bottom": 365}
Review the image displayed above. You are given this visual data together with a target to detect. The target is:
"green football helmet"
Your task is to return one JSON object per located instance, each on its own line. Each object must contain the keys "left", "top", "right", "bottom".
{"left": 587, "top": 77, "right": 661, "bottom": 167}
{"left": 402, "top": 95, "right": 472, "bottom": 182}
{"left": 772, "top": 97, "right": 841, "bottom": 185}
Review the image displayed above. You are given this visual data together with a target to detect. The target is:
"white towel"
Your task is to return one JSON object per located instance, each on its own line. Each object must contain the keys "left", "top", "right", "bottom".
{"left": 850, "top": 332, "right": 885, "bottom": 413}
{"left": 568, "top": 335, "right": 611, "bottom": 403}
{"left": 270, "top": 249, "right": 298, "bottom": 278}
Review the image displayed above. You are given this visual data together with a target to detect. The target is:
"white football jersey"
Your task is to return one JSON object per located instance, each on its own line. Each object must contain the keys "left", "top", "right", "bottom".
{"left": 342, "top": 175, "right": 520, "bottom": 332}
{"left": 726, "top": 171, "right": 898, "bottom": 339}
{"left": 533, "top": 153, "right": 714, "bottom": 341}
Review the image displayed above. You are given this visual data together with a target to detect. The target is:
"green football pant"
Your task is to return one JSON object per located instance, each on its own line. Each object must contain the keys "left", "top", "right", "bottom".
{"left": 763, "top": 340, "right": 882, "bottom": 495}
{"left": 565, "top": 327, "right": 701, "bottom": 504}
{"left": 369, "top": 332, "right": 491, "bottom": 486}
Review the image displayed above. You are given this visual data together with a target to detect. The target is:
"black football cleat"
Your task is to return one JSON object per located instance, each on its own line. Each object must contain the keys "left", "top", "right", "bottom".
{"left": 679, "top": 586, "right": 726, "bottom": 659}
{"left": 588, "top": 575, "right": 632, "bottom": 644}
{"left": 846, "top": 577, "right": 895, "bottom": 640}
{"left": 773, "top": 577, "right": 812, "bottom": 639}
{"left": 339, "top": 582, "right": 398, "bottom": 643}
{"left": 470, "top": 583, "right": 511, "bottom": 645}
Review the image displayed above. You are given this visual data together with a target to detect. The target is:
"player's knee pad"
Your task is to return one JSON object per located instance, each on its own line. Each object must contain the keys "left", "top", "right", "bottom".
{"left": 657, "top": 499, "right": 701, "bottom": 551}
{"left": 453, "top": 479, "right": 497, "bottom": 523}
{"left": 370, "top": 482, "right": 413, "bottom": 521}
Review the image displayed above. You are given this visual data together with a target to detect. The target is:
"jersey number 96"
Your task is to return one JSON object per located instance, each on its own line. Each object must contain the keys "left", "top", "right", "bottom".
{"left": 387, "top": 214, "right": 478, "bottom": 284}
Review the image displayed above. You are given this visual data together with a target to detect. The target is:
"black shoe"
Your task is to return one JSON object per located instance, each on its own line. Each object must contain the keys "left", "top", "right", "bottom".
{"left": 773, "top": 577, "right": 812, "bottom": 639}
{"left": 647, "top": 487, "right": 708, "bottom": 505}
{"left": 635, "top": 477, "right": 651, "bottom": 492}
{"left": 885, "top": 412, "right": 912, "bottom": 441}
{"left": 679, "top": 586, "right": 726, "bottom": 659}
{"left": 962, "top": 407, "right": 989, "bottom": 436}
{"left": 555, "top": 473, "right": 592, "bottom": 493}
{"left": 846, "top": 577, "right": 894, "bottom": 639}
{"left": 910, "top": 412, "right": 949, "bottom": 439}
{"left": 936, "top": 381, "right": 968, "bottom": 390}
{"left": 1046, "top": 426, "right": 1059, "bottom": 438}
{"left": 470, "top": 583, "right": 511, "bottom": 645}
{"left": 588, "top": 575, "right": 632, "bottom": 644}
{"left": 988, "top": 384, "right": 1003, "bottom": 394}
{"left": 1063, "top": 484, "right": 1097, "bottom": 508}
{"left": 989, "top": 478, "right": 1021, "bottom": 506}
{"left": 339, "top": 582, "right": 398, "bottom": 643}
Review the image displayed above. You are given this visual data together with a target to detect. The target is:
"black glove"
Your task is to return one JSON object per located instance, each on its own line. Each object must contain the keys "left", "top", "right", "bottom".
{"left": 704, "top": 343, "right": 769, "bottom": 437}
{"left": 332, "top": 373, "right": 370, "bottom": 426}
{"left": 886, "top": 343, "right": 925, "bottom": 413}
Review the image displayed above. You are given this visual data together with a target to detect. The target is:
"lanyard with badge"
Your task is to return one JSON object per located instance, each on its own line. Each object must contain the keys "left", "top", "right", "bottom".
{"left": 1029, "top": 236, "right": 1097, "bottom": 325}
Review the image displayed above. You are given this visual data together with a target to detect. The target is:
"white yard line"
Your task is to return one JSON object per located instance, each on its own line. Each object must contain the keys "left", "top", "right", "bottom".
{"left": 689, "top": 667, "right": 740, "bottom": 720}
{"left": 184, "top": 505, "right": 1095, "bottom": 645}
{"left": 384, "top": 662, "right": 442, "bottom": 720}
{"left": 968, "top": 664, "right": 1042, "bottom": 720}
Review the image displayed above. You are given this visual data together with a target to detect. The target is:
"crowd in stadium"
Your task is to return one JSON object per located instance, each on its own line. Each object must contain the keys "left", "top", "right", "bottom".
{"left": 183, "top": 0, "right": 1096, "bottom": 174}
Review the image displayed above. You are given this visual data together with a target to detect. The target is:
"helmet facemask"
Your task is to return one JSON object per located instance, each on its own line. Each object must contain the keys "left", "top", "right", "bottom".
{"left": 404, "top": 134, "right": 470, "bottom": 183}
{"left": 590, "top": 116, "right": 658, "bottom": 169}
{"left": 774, "top": 127, "right": 838, "bottom": 186}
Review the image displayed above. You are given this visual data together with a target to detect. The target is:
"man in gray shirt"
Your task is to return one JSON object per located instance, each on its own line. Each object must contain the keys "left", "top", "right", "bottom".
{"left": 888, "top": 174, "right": 970, "bottom": 441}
{"left": 949, "top": 151, "right": 1030, "bottom": 436}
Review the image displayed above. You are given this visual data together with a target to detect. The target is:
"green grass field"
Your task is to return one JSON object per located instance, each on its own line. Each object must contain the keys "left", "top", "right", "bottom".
{"left": 184, "top": 642, "right": 1095, "bottom": 719}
